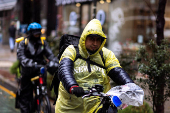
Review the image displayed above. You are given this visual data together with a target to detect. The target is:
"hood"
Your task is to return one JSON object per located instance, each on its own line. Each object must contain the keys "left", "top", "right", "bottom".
{"left": 79, "top": 19, "right": 106, "bottom": 58}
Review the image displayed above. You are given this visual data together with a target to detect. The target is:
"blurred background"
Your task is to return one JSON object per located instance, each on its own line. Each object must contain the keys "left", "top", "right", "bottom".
{"left": 0, "top": 0, "right": 170, "bottom": 113}
{"left": 0, "top": 0, "right": 170, "bottom": 55}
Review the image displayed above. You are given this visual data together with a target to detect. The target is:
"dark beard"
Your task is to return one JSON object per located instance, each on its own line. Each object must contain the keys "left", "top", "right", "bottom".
{"left": 86, "top": 48, "right": 98, "bottom": 55}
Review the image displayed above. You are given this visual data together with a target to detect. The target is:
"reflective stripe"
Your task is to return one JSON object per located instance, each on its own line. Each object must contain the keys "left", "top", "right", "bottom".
{"left": 15, "top": 37, "right": 46, "bottom": 45}
{"left": 25, "top": 38, "right": 29, "bottom": 45}
{"left": 0, "top": 85, "right": 16, "bottom": 98}
{"left": 15, "top": 37, "right": 24, "bottom": 43}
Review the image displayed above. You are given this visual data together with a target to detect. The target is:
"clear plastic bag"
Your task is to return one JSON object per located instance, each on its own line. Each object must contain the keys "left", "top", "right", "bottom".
{"left": 106, "top": 83, "right": 144, "bottom": 109}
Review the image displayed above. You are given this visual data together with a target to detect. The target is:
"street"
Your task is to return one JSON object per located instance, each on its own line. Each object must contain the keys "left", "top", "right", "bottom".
{"left": 0, "top": 45, "right": 20, "bottom": 112}
{"left": 0, "top": 72, "right": 55, "bottom": 113}
{"left": 0, "top": 85, "right": 20, "bottom": 113}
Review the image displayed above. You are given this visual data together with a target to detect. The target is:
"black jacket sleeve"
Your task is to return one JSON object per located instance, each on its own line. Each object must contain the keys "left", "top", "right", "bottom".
{"left": 108, "top": 67, "right": 134, "bottom": 85}
{"left": 58, "top": 58, "right": 78, "bottom": 93}
{"left": 17, "top": 40, "right": 35, "bottom": 67}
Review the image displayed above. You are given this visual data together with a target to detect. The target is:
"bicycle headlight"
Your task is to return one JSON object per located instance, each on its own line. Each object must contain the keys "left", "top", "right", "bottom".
{"left": 40, "top": 67, "right": 45, "bottom": 74}
{"left": 112, "top": 96, "right": 122, "bottom": 107}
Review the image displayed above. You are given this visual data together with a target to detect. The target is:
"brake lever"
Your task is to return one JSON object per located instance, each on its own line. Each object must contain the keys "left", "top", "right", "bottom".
{"left": 82, "top": 93, "right": 91, "bottom": 99}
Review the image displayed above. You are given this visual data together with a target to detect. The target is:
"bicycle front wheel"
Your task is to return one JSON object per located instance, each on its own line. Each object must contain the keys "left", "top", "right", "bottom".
{"left": 38, "top": 95, "right": 51, "bottom": 113}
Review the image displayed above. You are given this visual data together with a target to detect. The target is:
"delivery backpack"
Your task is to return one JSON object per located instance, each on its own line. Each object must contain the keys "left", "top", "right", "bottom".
{"left": 50, "top": 34, "right": 106, "bottom": 105}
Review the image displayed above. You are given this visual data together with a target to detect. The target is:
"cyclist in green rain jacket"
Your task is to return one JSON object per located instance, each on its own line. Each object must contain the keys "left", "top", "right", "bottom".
{"left": 55, "top": 19, "right": 134, "bottom": 113}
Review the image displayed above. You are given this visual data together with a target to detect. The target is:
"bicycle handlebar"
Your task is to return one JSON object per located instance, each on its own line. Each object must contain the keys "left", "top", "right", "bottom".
{"left": 82, "top": 85, "right": 106, "bottom": 99}
{"left": 31, "top": 76, "right": 39, "bottom": 81}
{"left": 31, "top": 65, "right": 46, "bottom": 81}
{"left": 35, "top": 64, "right": 46, "bottom": 69}
{"left": 82, "top": 84, "right": 144, "bottom": 111}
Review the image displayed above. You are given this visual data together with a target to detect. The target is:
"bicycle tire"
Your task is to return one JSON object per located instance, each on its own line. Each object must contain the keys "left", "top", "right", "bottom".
{"left": 38, "top": 95, "right": 51, "bottom": 113}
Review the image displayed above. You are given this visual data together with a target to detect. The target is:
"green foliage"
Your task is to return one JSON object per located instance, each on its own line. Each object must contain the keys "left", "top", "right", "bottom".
{"left": 118, "top": 101, "right": 153, "bottom": 113}
{"left": 118, "top": 52, "right": 137, "bottom": 80}
{"left": 111, "top": 51, "right": 137, "bottom": 87}
{"left": 135, "top": 39, "right": 170, "bottom": 112}
{"left": 46, "top": 73, "right": 55, "bottom": 99}
{"left": 46, "top": 35, "right": 61, "bottom": 56}
{"left": 9, "top": 60, "right": 21, "bottom": 78}
{"left": 46, "top": 35, "right": 61, "bottom": 99}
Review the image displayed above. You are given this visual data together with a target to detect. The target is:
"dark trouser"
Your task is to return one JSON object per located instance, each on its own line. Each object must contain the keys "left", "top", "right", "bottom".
{"left": 19, "top": 74, "right": 37, "bottom": 113}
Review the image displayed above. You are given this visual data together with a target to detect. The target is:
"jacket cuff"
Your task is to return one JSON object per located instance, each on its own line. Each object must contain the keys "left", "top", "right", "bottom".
{"left": 69, "top": 85, "right": 79, "bottom": 94}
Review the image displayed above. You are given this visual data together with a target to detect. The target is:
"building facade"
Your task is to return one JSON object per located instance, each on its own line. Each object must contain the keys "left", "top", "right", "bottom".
{"left": 0, "top": 0, "right": 18, "bottom": 44}
{"left": 55, "top": 0, "right": 170, "bottom": 56}
{"left": 0, "top": 0, "right": 58, "bottom": 45}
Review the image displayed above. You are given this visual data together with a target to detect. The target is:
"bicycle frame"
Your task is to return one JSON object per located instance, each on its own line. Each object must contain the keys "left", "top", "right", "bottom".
{"left": 31, "top": 67, "right": 51, "bottom": 113}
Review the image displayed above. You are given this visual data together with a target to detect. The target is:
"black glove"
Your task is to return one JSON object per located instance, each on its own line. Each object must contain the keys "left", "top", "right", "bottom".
{"left": 47, "top": 61, "right": 59, "bottom": 75}
{"left": 71, "top": 86, "right": 85, "bottom": 97}
{"left": 41, "top": 60, "right": 47, "bottom": 65}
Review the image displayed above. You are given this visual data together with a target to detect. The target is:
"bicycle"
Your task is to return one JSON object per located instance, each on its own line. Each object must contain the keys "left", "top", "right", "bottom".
{"left": 82, "top": 84, "right": 118, "bottom": 113}
{"left": 83, "top": 84, "right": 144, "bottom": 113}
{"left": 15, "top": 65, "right": 52, "bottom": 113}
{"left": 30, "top": 66, "right": 51, "bottom": 113}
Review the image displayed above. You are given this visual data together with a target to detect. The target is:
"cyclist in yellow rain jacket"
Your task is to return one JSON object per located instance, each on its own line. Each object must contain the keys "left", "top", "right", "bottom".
{"left": 55, "top": 19, "right": 134, "bottom": 113}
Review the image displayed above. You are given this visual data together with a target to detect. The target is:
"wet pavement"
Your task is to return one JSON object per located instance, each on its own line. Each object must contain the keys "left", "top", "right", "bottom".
{"left": 0, "top": 44, "right": 18, "bottom": 90}
{"left": 0, "top": 44, "right": 20, "bottom": 113}
{"left": 0, "top": 88, "right": 20, "bottom": 113}
{"left": 0, "top": 44, "right": 17, "bottom": 62}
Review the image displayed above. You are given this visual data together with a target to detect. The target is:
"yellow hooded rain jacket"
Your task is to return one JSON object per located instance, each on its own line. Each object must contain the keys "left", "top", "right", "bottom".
{"left": 55, "top": 19, "right": 121, "bottom": 113}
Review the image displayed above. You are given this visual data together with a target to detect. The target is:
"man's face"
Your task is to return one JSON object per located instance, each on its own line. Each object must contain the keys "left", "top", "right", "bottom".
{"left": 85, "top": 36, "right": 102, "bottom": 53}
